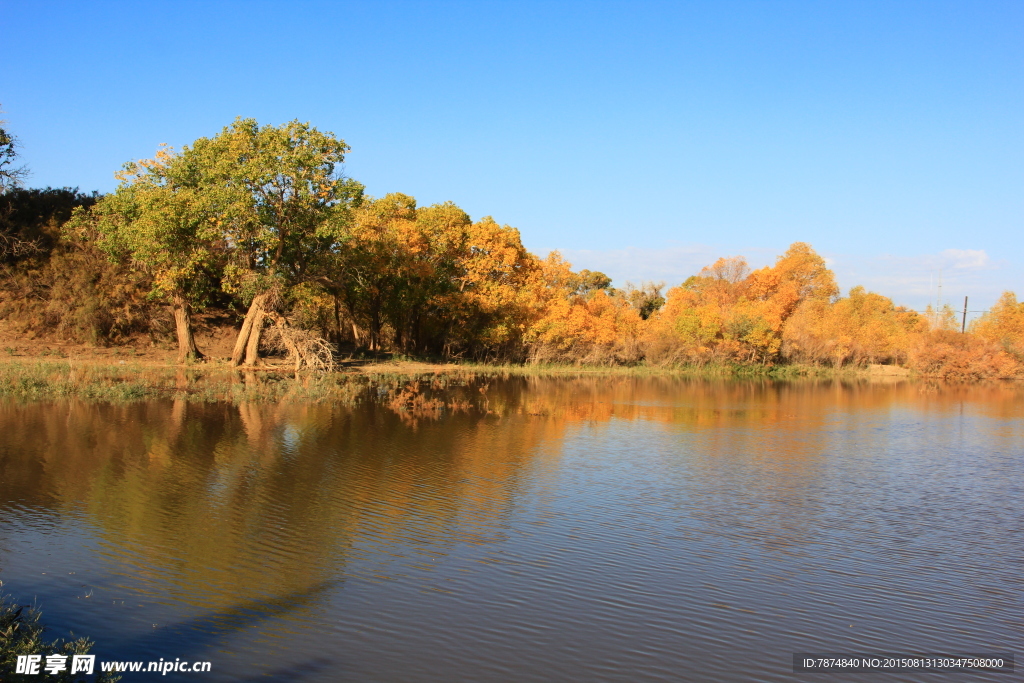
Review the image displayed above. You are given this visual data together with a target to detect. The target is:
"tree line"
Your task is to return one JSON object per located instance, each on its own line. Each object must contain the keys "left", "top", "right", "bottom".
{"left": 2, "top": 115, "right": 1022, "bottom": 379}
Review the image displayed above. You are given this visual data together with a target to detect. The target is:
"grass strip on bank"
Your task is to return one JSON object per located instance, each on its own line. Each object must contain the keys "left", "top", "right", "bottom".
{"left": 453, "top": 360, "right": 866, "bottom": 379}
{"left": 0, "top": 361, "right": 368, "bottom": 403}
{"left": 0, "top": 358, "right": 890, "bottom": 404}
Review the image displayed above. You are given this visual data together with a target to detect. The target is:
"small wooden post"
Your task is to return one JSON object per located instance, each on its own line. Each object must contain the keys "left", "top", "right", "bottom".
{"left": 961, "top": 296, "right": 968, "bottom": 333}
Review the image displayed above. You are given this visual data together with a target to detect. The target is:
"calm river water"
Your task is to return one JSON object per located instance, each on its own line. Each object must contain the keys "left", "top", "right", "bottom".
{"left": 0, "top": 377, "right": 1020, "bottom": 681}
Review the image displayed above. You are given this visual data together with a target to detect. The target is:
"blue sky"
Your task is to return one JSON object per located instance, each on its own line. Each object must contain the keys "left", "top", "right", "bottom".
{"left": 3, "top": 0, "right": 1021, "bottom": 315}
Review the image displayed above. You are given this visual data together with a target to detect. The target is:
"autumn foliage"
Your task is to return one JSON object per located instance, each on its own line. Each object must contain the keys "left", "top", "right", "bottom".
{"left": 1, "top": 117, "right": 1022, "bottom": 379}
{"left": 783, "top": 286, "right": 924, "bottom": 367}
{"left": 643, "top": 244, "right": 839, "bottom": 366}
{"left": 973, "top": 292, "right": 1024, "bottom": 360}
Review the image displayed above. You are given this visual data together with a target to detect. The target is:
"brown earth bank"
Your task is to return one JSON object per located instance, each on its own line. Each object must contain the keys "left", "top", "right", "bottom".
{"left": 0, "top": 315, "right": 234, "bottom": 367}
{"left": 0, "top": 315, "right": 475, "bottom": 376}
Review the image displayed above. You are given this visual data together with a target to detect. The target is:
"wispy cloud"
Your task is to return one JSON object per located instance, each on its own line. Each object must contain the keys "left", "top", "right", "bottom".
{"left": 871, "top": 248, "right": 994, "bottom": 273}
{"left": 829, "top": 249, "right": 1011, "bottom": 314}
{"left": 938, "top": 248, "right": 990, "bottom": 270}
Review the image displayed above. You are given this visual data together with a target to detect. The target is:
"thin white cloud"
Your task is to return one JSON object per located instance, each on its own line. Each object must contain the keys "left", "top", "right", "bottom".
{"left": 829, "top": 249, "right": 1011, "bottom": 316}
{"left": 873, "top": 248, "right": 994, "bottom": 272}
{"left": 940, "top": 248, "right": 990, "bottom": 270}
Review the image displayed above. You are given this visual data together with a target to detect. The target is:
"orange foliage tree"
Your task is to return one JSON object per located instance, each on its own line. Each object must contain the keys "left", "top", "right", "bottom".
{"left": 524, "top": 252, "right": 643, "bottom": 364}
{"left": 973, "top": 291, "right": 1024, "bottom": 360}
{"left": 783, "top": 286, "right": 924, "bottom": 367}
{"left": 894, "top": 291, "right": 1023, "bottom": 380}
{"left": 642, "top": 255, "right": 749, "bottom": 365}
{"left": 644, "top": 243, "right": 837, "bottom": 365}
{"left": 444, "top": 215, "right": 539, "bottom": 359}
{"left": 307, "top": 193, "right": 539, "bottom": 359}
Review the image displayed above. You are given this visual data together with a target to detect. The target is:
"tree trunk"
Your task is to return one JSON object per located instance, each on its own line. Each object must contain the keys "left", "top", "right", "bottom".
{"left": 369, "top": 302, "right": 381, "bottom": 351}
{"left": 231, "top": 292, "right": 271, "bottom": 367}
{"left": 332, "top": 295, "right": 343, "bottom": 345}
{"left": 342, "top": 300, "right": 362, "bottom": 345}
{"left": 172, "top": 294, "right": 203, "bottom": 364}
{"left": 244, "top": 306, "right": 267, "bottom": 366}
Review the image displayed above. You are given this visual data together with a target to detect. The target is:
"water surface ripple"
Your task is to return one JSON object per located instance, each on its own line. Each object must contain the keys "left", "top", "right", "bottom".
{"left": 0, "top": 377, "right": 1020, "bottom": 681}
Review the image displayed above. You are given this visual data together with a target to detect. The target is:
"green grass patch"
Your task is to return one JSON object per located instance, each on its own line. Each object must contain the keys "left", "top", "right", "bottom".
{"left": 1, "top": 586, "right": 120, "bottom": 682}
{"left": 0, "top": 361, "right": 368, "bottom": 404}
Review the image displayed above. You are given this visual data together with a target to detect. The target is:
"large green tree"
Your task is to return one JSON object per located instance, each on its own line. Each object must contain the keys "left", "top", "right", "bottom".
{"left": 75, "top": 146, "right": 220, "bottom": 362}
{"left": 181, "top": 118, "right": 363, "bottom": 366}
{"left": 80, "top": 120, "right": 362, "bottom": 366}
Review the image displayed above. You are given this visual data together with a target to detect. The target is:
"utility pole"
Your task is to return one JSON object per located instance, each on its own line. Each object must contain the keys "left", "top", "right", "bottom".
{"left": 929, "top": 271, "right": 935, "bottom": 326}
{"left": 962, "top": 296, "right": 968, "bottom": 333}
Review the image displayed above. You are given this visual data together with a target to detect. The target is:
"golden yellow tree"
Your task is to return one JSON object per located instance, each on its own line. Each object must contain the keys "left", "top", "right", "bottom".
{"left": 973, "top": 291, "right": 1024, "bottom": 359}
{"left": 783, "top": 286, "right": 923, "bottom": 367}
{"left": 644, "top": 244, "right": 838, "bottom": 365}
{"left": 525, "top": 252, "right": 641, "bottom": 364}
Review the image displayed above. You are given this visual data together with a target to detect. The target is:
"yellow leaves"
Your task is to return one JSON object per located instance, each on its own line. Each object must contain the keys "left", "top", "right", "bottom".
{"left": 153, "top": 143, "right": 175, "bottom": 164}
{"left": 644, "top": 243, "right": 839, "bottom": 365}
{"left": 973, "top": 291, "right": 1024, "bottom": 355}
{"left": 462, "top": 220, "right": 532, "bottom": 290}
{"left": 524, "top": 259, "right": 643, "bottom": 364}
{"left": 782, "top": 286, "right": 924, "bottom": 367}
